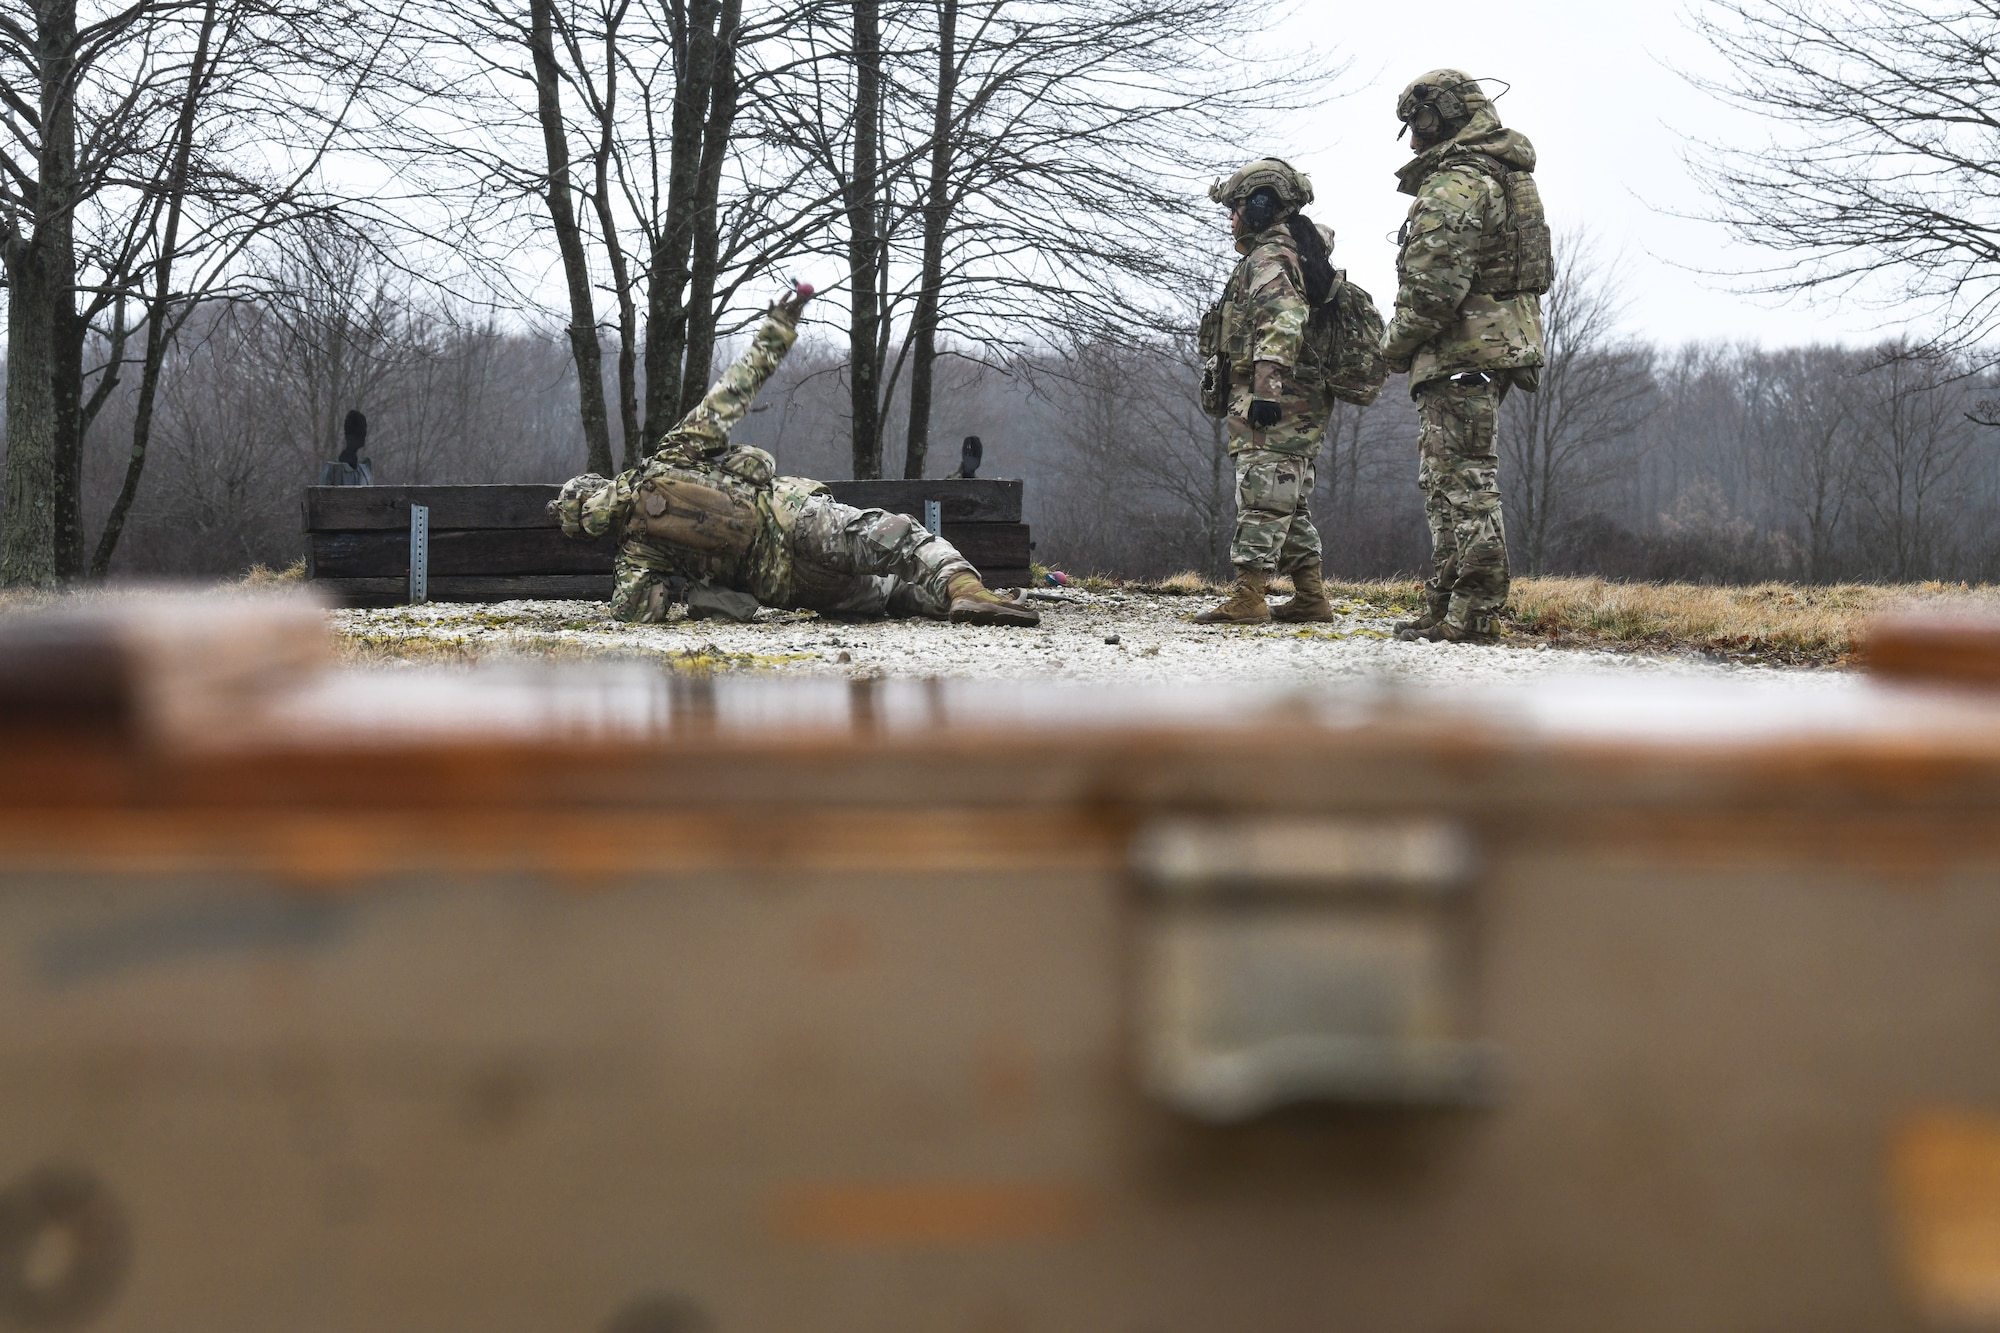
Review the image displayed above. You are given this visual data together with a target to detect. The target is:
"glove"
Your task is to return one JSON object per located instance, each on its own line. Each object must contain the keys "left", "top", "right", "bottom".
{"left": 1247, "top": 399, "right": 1282, "bottom": 430}
{"left": 772, "top": 280, "right": 815, "bottom": 326}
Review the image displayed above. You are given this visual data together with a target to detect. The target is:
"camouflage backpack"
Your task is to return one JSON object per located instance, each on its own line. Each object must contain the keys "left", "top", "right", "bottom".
{"left": 1300, "top": 271, "right": 1389, "bottom": 408}
{"left": 1197, "top": 264, "right": 1389, "bottom": 417}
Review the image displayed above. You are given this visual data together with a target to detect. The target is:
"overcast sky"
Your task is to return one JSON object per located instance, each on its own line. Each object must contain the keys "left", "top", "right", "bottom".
{"left": 1260, "top": 1, "right": 1893, "bottom": 349}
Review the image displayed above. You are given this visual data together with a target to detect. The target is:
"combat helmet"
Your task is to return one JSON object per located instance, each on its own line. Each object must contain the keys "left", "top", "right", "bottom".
{"left": 1395, "top": 69, "right": 1494, "bottom": 142}
{"left": 550, "top": 472, "right": 612, "bottom": 540}
{"left": 1207, "top": 158, "right": 1314, "bottom": 216}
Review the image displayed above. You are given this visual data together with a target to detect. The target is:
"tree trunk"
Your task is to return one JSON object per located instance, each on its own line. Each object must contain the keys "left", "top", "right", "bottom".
{"left": 3, "top": 244, "right": 64, "bottom": 588}
{"left": 52, "top": 305, "right": 86, "bottom": 575}
{"left": 846, "top": 0, "right": 883, "bottom": 480}
{"left": 901, "top": 0, "right": 956, "bottom": 480}
{"left": 1, "top": 0, "right": 79, "bottom": 589}
{"left": 529, "top": 0, "right": 613, "bottom": 477}
{"left": 677, "top": 0, "right": 743, "bottom": 418}
{"left": 92, "top": 0, "right": 219, "bottom": 578}
{"left": 643, "top": 0, "right": 720, "bottom": 441}
{"left": 585, "top": 13, "right": 641, "bottom": 470}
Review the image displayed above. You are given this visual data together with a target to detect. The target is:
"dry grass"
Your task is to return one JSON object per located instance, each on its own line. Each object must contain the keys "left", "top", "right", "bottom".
{"left": 1098, "top": 570, "right": 1999, "bottom": 666}
{"left": 1508, "top": 577, "right": 2000, "bottom": 666}
{"left": 240, "top": 557, "right": 308, "bottom": 587}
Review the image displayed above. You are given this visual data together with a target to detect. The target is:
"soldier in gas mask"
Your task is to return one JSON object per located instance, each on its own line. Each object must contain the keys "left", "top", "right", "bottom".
{"left": 1382, "top": 70, "right": 1550, "bottom": 644}
{"left": 1193, "top": 157, "right": 1341, "bottom": 625}
{"left": 553, "top": 286, "right": 1037, "bottom": 627}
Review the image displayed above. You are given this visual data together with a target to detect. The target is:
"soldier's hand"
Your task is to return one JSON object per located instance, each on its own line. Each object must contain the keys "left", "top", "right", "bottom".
{"left": 773, "top": 281, "right": 815, "bottom": 325}
{"left": 1247, "top": 399, "right": 1282, "bottom": 430}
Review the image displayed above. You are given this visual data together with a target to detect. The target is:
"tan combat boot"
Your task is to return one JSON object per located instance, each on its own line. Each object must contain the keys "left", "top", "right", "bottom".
{"left": 946, "top": 572, "right": 1040, "bottom": 626}
{"left": 1271, "top": 561, "right": 1336, "bottom": 623}
{"left": 1400, "top": 610, "right": 1501, "bottom": 645}
{"left": 1394, "top": 596, "right": 1448, "bottom": 635}
{"left": 1193, "top": 567, "right": 1272, "bottom": 624}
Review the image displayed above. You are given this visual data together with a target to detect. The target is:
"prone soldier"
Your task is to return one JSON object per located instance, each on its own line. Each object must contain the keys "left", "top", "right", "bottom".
{"left": 1381, "top": 70, "right": 1550, "bottom": 644}
{"left": 553, "top": 286, "right": 1038, "bottom": 628}
{"left": 1194, "top": 158, "right": 1340, "bottom": 625}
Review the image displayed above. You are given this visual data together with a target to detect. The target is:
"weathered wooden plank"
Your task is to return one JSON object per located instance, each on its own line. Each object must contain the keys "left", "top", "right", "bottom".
{"left": 314, "top": 575, "right": 615, "bottom": 607}
{"left": 940, "top": 521, "right": 1031, "bottom": 575}
{"left": 307, "top": 480, "right": 1025, "bottom": 531}
{"left": 822, "top": 479, "right": 1022, "bottom": 524}
{"left": 304, "top": 485, "right": 563, "bottom": 532}
{"left": 310, "top": 529, "right": 614, "bottom": 578}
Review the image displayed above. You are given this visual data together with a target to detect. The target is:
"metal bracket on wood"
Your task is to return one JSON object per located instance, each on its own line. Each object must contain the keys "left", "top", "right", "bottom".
{"left": 923, "top": 500, "right": 942, "bottom": 535}
{"left": 408, "top": 504, "right": 430, "bottom": 604}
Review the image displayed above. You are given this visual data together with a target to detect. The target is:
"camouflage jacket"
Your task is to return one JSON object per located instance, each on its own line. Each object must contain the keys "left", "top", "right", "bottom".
{"left": 1221, "top": 225, "right": 1310, "bottom": 378}
{"left": 567, "top": 314, "right": 825, "bottom": 606}
{"left": 1383, "top": 114, "right": 1546, "bottom": 392}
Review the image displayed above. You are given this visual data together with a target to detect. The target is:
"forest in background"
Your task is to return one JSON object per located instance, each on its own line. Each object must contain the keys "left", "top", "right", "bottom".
{"left": 8, "top": 0, "right": 2000, "bottom": 589}
{"left": 11, "top": 226, "right": 1998, "bottom": 587}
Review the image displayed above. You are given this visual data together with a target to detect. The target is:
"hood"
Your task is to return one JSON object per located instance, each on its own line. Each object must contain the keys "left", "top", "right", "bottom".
{"left": 1394, "top": 69, "right": 1536, "bottom": 195}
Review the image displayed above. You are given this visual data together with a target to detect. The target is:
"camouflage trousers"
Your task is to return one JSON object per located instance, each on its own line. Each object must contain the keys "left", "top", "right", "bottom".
{"left": 1226, "top": 386, "right": 1330, "bottom": 573}
{"left": 610, "top": 497, "right": 975, "bottom": 623}
{"left": 1415, "top": 375, "right": 1511, "bottom": 631}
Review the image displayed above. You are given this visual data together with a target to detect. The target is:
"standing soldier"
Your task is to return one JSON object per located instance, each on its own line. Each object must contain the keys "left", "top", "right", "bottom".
{"left": 1381, "top": 70, "right": 1549, "bottom": 644}
{"left": 1194, "top": 158, "right": 1339, "bottom": 626}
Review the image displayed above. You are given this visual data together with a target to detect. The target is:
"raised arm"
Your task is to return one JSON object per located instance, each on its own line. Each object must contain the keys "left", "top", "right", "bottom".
{"left": 661, "top": 286, "right": 815, "bottom": 454}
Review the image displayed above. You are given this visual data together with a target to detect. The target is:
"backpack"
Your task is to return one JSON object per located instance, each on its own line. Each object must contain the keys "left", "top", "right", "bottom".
{"left": 1299, "top": 270, "right": 1388, "bottom": 408}
{"left": 1198, "top": 266, "right": 1389, "bottom": 418}
{"left": 1462, "top": 155, "right": 1553, "bottom": 298}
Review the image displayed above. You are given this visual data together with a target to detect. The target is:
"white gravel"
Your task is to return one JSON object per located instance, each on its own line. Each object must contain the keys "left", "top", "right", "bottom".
{"left": 334, "top": 590, "right": 1860, "bottom": 693}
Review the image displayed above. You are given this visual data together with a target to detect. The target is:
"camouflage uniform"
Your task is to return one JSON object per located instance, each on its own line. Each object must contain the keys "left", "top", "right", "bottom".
{"left": 1220, "top": 225, "right": 1332, "bottom": 573}
{"left": 557, "top": 315, "right": 977, "bottom": 623}
{"left": 1383, "top": 70, "right": 1548, "bottom": 636}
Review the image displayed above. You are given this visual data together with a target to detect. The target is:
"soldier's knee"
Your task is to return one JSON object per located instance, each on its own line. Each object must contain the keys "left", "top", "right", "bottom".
{"left": 860, "top": 509, "right": 922, "bottom": 552}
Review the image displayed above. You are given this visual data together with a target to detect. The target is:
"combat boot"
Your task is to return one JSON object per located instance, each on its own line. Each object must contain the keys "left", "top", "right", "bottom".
{"left": 946, "top": 572, "right": 1040, "bottom": 627}
{"left": 1397, "top": 618, "right": 1499, "bottom": 646}
{"left": 1193, "top": 567, "right": 1272, "bottom": 625}
{"left": 1271, "top": 561, "right": 1336, "bottom": 623}
{"left": 1393, "top": 596, "right": 1448, "bottom": 635}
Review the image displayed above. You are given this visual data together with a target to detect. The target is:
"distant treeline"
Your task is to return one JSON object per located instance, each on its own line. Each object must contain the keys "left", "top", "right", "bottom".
{"left": 14, "top": 247, "right": 2000, "bottom": 588}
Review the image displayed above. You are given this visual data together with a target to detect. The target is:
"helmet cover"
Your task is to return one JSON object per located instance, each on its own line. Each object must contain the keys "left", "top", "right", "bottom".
{"left": 551, "top": 473, "right": 613, "bottom": 540}
{"left": 1207, "top": 158, "right": 1315, "bottom": 212}
{"left": 1397, "top": 69, "right": 1484, "bottom": 129}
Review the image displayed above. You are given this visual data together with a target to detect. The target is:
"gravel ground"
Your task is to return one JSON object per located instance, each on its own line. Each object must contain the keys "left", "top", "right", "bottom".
{"left": 335, "top": 590, "right": 1861, "bottom": 692}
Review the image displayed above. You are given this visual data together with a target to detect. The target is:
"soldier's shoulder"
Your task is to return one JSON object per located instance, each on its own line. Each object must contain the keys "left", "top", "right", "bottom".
{"left": 1246, "top": 234, "right": 1305, "bottom": 289}
{"left": 1415, "top": 158, "right": 1501, "bottom": 209}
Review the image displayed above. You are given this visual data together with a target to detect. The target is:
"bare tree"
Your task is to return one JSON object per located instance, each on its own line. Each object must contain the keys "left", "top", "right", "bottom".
{"left": 1498, "top": 239, "right": 1658, "bottom": 574}
{"left": 887, "top": 0, "right": 1336, "bottom": 480}
{"left": 1851, "top": 343, "right": 1981, "bottom": 580}
{"left": 0, "top": 0, "right": 400, "bottom": 585}
{"left": 1688, "top": 0, "right": 2000, "bottom": 349}
{"left": 1742, "top": 346, "right": 1859, "bottom": 583}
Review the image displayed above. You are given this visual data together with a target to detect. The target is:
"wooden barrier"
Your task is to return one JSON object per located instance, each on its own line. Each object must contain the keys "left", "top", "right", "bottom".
{"left": 303, "top": 480, "right": 1033, "bottom": 607}
{"left": 7, "top": 595, "right": 2000, "bottom": 1330}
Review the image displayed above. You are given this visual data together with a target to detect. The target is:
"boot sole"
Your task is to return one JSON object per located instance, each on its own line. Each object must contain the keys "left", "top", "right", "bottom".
{"left": 948, "top": 599, "right": 1041, "bottom": 627}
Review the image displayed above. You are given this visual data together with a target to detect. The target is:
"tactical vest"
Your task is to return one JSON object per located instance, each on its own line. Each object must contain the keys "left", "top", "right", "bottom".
{"left": 1461, "top": 154, "right": 1552, "bottom": 297}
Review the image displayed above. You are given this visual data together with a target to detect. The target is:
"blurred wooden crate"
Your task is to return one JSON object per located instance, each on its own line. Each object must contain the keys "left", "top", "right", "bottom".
{"left": 6, "top": 598, "right": 2000, "bottom": 1331}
